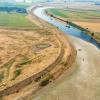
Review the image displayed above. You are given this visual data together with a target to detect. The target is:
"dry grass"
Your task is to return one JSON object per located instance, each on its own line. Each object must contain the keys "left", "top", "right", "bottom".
{"left": 73, "top": 21, "right": 100, "bottom": 41}
{"left": 0, "top": 29, "right": 60, "bottom": 89}
{"left": 47, "top": 8, "right": 100, "bottom": 41}
{"left": 74, "top": 21, "right": 100, "bottom": 32}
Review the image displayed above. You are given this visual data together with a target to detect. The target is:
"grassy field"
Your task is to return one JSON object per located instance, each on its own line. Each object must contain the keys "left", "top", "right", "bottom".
{"left": 47, "top": 8, "right": 100, "bottom": 22}
{"left": 0, "top": 12, "right": 37, "bottom": 28}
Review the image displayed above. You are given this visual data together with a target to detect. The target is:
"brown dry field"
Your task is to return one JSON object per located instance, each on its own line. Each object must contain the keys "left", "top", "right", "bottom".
{"left": 0, "top": 28, "right": 61, "bottom": 90}
{"left": 73, "top": 21, "right": 100, "bottom": 32}
{"left": 0, "top": 12, "right": 73, "bottom": 99}
{"left": 0, "top": 8, "right": 63, "bottom": 98}
{"left": 0, "top": 5, "right": 75, "bottom": 99}
{"left": 73, "top": 21, "right": 100, "bottom": 41}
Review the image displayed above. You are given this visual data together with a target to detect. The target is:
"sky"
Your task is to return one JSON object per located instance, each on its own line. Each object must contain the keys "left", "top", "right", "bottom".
{"left": 15, "top": 0, "right": 100, "bottom": 1}
{"left": 0, "top": 0, "right": 100, "bottom": 3}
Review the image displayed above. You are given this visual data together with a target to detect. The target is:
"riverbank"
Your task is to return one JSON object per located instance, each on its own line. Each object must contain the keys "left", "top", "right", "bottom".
{"left": 31, "top": 34, "right": 100, "bottom": 100}
{"left": 25, "top": 6, "right": 100, "bottom": 100}
{"left": 46, "top": 9, "right": 100, "bottom": 43}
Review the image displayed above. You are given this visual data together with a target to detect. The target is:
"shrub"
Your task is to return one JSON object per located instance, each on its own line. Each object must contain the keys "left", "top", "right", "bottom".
{"left": 12, "top": 69, "right": 21, "bottom": 80}
{"left": 0, "top": 72, "right": 4, "bottom": 82}
{"left": 39, "top": 73, "right": 53, "bottom": 86}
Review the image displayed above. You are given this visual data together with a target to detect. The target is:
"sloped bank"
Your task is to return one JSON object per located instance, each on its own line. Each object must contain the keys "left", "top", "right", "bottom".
{"left": 45, "top": 10, "right": 100, "bottom": 44}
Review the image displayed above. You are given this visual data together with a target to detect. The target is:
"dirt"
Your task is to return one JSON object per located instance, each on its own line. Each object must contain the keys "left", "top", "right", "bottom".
{"left": 29, "top": 35, "right": 100, "bottom": 100}
{"left": 74, "top": 21, "right": 100, "bottom": 33}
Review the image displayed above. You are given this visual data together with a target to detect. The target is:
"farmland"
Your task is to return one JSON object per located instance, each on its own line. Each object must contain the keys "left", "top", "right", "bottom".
{"left": 47, "top": 8, "right": 100, "bottom": 22}
{"left": 0, "top": 29, "right": 61, "bottom": 91}
{"left": 0, "top": 4, "right": 37, "bottom": 29}
{"left": 0, "top": 12, "right": 37, "bottom": 28}
{"left": 0, "top": 7, "right": 36, "bottom": 29}
{"left": 0, "top": 3, "right": 74, "bottom": 99}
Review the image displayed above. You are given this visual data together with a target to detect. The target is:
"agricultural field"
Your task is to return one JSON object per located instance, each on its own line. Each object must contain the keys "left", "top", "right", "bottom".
{"left": 0, "top": 3, "right": 37, "bottom": 29}
{"left": 47, "top": 8, "right": 100, "bottom": 22}
{"left": 0, "top": 29, "right": 60, "bottom": 90}
{"left": 0, "top": 12, "right": 37, "bottom": 28}
{"left": 47, "top": 8, "right": 100, "bottom": 41}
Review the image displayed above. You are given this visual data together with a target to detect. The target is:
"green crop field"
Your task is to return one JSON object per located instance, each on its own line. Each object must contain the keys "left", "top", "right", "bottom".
{"left": 47, "top": 8, "right": 100, "bottom": 21}
{"left": 0, "top": 12, "right": 37, "bottom": 28}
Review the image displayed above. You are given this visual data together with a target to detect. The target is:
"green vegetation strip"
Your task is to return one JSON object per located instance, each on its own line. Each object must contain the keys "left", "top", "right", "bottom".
{"left": 47, "top": 8, "right": 100, "bottom": 21}
{"left": 39, "top": 73, "right": 53, "bottom": 86}
{"left": 0, "top": 12, "right": 37, "bottom": 28}
{"left": 0, "top": 71, "right": 4, "bottom": 82}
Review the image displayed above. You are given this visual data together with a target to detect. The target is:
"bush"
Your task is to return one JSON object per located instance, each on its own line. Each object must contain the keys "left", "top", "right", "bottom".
{"left": 12, "top": 69, "right": 21, "bottom": 80}
{"left": 39, "top": 73, "right": 52, "bottom": 86}
{"left": 0, "top": 72, "right": 4, "bottom": 82}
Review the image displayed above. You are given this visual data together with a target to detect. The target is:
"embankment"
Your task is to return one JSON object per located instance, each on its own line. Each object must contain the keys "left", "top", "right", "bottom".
{"left": 45, "top": 10, "right": 100, "bottom": 43}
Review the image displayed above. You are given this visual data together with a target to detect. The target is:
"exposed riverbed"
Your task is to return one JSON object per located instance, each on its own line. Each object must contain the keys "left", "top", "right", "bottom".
{"left": 33, "top": 7, "right": 100, "bottom": 49}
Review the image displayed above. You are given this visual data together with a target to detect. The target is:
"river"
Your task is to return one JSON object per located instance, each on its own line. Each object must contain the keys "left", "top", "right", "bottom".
{"left": 33, "top": 7, "right": 100, "bottom": 49}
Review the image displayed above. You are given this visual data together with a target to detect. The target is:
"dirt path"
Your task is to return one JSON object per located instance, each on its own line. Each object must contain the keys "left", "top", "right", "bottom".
{"left": 31, "top": 36, "right": 100, "bottom": 100}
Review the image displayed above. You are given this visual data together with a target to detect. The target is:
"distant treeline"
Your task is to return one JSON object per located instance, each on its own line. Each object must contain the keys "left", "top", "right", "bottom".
{"left": 95, "top": 2, "right": 100, "bottom": 5}
{"left": 0, "top": 7, "right": 27, "bottom": 13}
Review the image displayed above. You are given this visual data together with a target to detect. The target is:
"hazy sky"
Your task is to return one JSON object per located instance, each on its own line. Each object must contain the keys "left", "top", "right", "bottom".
{"left": 0, "top": 0, "right": 100, "bottom": 2}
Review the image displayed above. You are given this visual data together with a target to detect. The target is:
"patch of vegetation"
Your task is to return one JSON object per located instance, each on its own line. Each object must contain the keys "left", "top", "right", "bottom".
{"left": 39, "top": 73, "right": 53, "bottom": 86}
{"left": 12, "top": 69, "right": 21, "bottom": 80}
{"left": 0, "top": 7, "right": 27, "bottom": 13}
{"left": 0, "top": 12, "right": 37, "bottom": 28}
{"left": 37, "top": 43, "right": 51, "bottom": 48}
{"left": 3, "top": 59, "right": 15, "bottom": 69}
{"left": 47, "top": 9, "right": 69, "bottom": 18}
{"left": 61, "top": 60, "right": 68, "bottom": 67}
{"left": 15, "top": 57, "right": 32, "bottom": 69}
{"left": 94, "top": 32, "right": 100, "bottom": 41}
{"left": 47, "top": 8, "right": 100, "bottom": 21}
{"left": 0, "top": 2, "right": 29, "bottom": 9}
{"left": 0, "top": 71, "right": 4, "bottom": 82}
{"left": 0, "top": 96, "right": 3, "bottom": 100}
{"left": 34, "top": 76, "right": 41, "bottom": 82}
{"left": 67, "top": 21, "right": 87, "bottom": 31}
{"left": 19, "top": 59, "right": 32, "bottom": 66}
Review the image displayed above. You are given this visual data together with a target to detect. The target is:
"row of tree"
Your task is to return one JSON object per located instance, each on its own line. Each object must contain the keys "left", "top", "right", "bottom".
{"left": 0, "top": 7, "right": 27, "bottom": 13}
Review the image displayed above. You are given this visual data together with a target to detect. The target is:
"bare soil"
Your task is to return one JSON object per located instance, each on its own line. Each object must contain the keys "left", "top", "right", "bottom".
{"left": 0, "top": 28, "right": 60, "bottom": 90}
